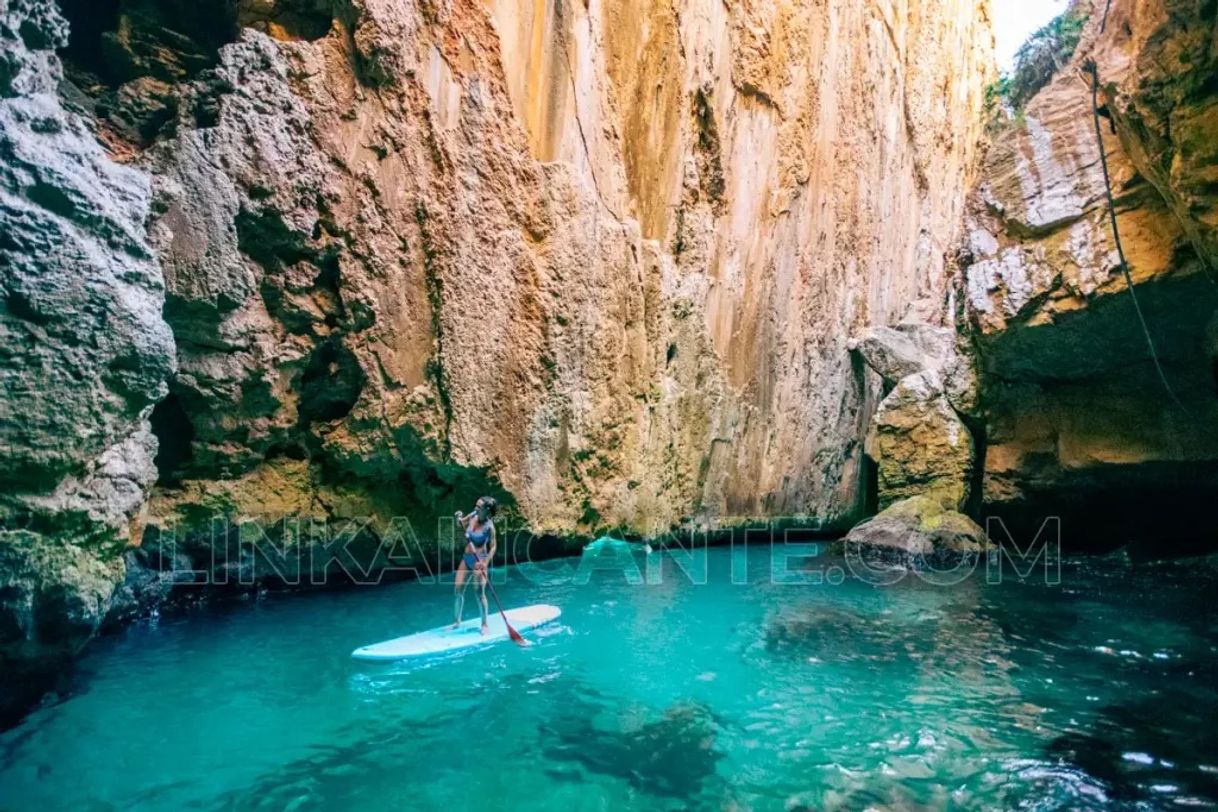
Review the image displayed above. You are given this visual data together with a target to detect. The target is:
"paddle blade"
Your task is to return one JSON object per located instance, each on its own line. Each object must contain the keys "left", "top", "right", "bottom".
{"left": 508, "top": 625, "right": 529, "bottom": 646}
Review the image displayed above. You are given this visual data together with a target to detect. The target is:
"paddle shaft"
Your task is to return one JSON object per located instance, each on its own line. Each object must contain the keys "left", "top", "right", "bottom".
{"left": 480, "top": 566, "right": 527, "bottom": 646}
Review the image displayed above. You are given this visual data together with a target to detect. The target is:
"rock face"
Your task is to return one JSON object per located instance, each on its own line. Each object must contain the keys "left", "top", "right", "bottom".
{"left": 0, "top": 0, "right": 175, "bottom": 726}
{"left": 50, "top": 0, "right": 993, "bottom": 536}
{"left": 853, "top": 323, "right": 979, "bottom": 511}
{"left": 0, "top": 0, "right": 995, "bottom": 725}
{"left": 960, "top": 0, "right": 1218, "bottom": 544}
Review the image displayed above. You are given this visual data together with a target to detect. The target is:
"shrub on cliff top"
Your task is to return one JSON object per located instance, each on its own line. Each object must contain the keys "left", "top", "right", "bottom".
{"left": 986, "top": 4, "right": 1088, "bottom": 112}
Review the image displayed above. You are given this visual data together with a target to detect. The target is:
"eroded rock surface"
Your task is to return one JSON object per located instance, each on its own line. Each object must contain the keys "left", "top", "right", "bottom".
{"left": 56, "top": 0, "right": 994, "bottom": 538}
{"left": 960, "top": 0, "right": 1218, "bottom": 541}
{"left": 0, "top": 0, "right": 175, "bottom": 726}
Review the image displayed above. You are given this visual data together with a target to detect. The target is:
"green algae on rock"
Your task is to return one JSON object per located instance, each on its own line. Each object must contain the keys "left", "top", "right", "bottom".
{"left": 844, "top": 494, "right": 986, "bottom": 559}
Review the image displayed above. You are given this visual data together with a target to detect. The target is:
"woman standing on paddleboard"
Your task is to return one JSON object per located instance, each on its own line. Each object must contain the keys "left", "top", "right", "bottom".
{"left": 453, "top": 496, "right": 498, "bottom": 634}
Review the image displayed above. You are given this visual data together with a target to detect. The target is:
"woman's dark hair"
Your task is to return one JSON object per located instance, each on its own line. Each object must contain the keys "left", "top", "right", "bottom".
{"left": 479, "top": 496, "right": 499, "bottom": 518}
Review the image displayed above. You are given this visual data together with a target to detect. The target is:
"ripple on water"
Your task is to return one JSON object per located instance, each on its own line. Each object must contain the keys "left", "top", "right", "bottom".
{"left": 0, "top": 548, "right": 1216, "bottom": 810}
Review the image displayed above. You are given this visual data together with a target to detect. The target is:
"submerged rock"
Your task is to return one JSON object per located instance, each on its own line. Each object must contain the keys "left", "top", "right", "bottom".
{"left": 763, "top": 603, "right": 932, "bottom": 664}
{"left": 543, "top": 700, "right": 723, "bottom": 799}
{"left": 844, "top": 495, "right": 985, "bottom": 560}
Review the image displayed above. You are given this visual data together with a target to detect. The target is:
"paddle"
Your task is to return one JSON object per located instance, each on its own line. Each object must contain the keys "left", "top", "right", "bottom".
{"left": 481, "top": 568, "right": 528, "bottom": 647}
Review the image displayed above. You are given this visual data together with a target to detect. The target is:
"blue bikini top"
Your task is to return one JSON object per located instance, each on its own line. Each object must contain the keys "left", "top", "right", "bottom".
{"left": 465, "top": 520, "right": 492, "bottom": 549}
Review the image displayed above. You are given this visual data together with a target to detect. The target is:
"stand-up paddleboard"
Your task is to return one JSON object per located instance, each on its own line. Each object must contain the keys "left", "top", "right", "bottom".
{"left": 351, "top": 604, "right": 561, "bottom": 661}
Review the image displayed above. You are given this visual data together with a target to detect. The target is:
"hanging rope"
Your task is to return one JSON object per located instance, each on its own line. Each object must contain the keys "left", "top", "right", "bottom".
{"left": 1083, "top": 59, "right": 1192, "bottom": 416}
{"left": 1100, "top": 0, "right": 1114, "bottom": 32}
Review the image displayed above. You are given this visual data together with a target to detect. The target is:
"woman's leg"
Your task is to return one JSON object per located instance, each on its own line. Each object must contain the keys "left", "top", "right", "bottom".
{"left": 477, "top": 569, "right": 490, "bottom": 634}
{"left": 453, "top": 561, "right": 469, "bottom": 628}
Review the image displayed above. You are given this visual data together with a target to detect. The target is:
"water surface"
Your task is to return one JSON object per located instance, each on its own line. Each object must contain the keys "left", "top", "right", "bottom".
{"left": 2, "top": 545, "right": 1217, "bottom": 810}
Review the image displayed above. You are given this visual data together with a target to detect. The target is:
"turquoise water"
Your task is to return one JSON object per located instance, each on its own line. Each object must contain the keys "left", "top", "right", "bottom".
{"left": 2, "top": 545, "right": 1217, "bottom": 810}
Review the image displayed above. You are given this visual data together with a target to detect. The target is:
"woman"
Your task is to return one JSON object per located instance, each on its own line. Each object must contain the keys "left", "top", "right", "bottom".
{"left": 453, "top": 496, "right": 498, "bottom": 634}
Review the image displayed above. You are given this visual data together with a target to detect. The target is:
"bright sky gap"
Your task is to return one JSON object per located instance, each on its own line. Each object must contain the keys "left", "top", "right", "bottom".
{"left": 992, "top": 0, "right": 1071, "bottom": 69}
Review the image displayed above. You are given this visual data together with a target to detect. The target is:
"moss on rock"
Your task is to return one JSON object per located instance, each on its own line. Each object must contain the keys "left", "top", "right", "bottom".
{"left": 844, "top": 495, "right": 986, "bottom": 557}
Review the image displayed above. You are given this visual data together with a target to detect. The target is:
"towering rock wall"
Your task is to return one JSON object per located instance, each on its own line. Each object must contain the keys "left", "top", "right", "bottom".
{"left": 0, "top": 0, "right": 993, "bottom": 723}
{"left": 961, "top": 0, "right": 1218, "bottom": 544}
{"left": 0, "top": 0, "right": 175, "bottom": 726}
{"left": 68, "top": 0, "right": 992, "bottom": 539}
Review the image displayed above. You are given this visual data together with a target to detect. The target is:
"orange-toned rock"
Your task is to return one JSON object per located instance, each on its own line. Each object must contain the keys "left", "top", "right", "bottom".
{"left": 960, "top": 0, "right": 1218, "bottom": 525}
{"left": 127, "top": 0, "right": 994, "bottom": 537}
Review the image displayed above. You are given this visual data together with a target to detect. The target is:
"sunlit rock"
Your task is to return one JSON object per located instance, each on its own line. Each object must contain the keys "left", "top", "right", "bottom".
{"left": 866, "top": 371, "right": 976, "bottom": 511}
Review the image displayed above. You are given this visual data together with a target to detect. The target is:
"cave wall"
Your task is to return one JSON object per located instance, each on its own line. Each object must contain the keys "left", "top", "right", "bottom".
{"left": 0, "top": 0, "right": 994, "bottom": 724}
{"left": 961, "top": 0, "right": 1218, "bottom": 547}
{"left": 0, "top": 0, "right": 175, "bottom": 726}
{"left": 91, "top": 0, "right": 994, "bottom": 538}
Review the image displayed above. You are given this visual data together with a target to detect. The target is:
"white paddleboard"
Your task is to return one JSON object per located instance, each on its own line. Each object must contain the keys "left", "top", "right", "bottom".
{"left": 351, "top": 604, "right": 562, "bottom": 661}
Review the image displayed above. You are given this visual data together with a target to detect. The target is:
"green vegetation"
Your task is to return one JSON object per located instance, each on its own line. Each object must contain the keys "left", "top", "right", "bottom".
{"left": 986, "top": 4, "right": 1088, "bottom": 113}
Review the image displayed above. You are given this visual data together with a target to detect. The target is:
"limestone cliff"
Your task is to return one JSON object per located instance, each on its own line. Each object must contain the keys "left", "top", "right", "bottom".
{"left": 0, "top": 0, "right": 993, "bottom": 724}
{"left": 0, "top": 0, "right": 175, "bottom": 726}
{"left": 61, "top": 0, "right": 992, "bottom": 539}
{"left": 960, "top": 0, "right": 1218, "bottom": 544}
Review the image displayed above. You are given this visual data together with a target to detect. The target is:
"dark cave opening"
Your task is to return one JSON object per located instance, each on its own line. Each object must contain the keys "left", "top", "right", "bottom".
{"left": 57, "top": 0, "right": 239, "bottom": 89}
{"left": 237, "top": 0, "right": 335, "bottom": 42}
{"left": 55, "top": 0, "right": 336, "bottom": 84}
{"left": 54, "top": 0, "right": 334, "bottom": 146}
{"left": 860, "top": 453, "right": 879, "bottom": 518}
{"left": 55, "top": 0, "right": 240, "bottom": 146}
{"left": 235, "top": 208, "right": 313, "bottom": 271}
{"left": 150, "top": 393, "right": 195, "bottom": 484}
{"left": 55, "top": 0, "right": 122, "bottom": 81}
{"left": 976, "top": 263, "right": 1218, "bottom": 560}
{"left": 983, "top": 473, "right": 1218, "bottom": 560}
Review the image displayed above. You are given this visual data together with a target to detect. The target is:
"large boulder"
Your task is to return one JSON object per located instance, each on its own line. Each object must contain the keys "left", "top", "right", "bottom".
{"left": 844, "top": 494, "right": 986, "bottom": 559}
{"left": 849, "top": 323, "right": 955, "bottom": 384}
{"left": 851, "top": 320, "right": 981, "bottom": 511}
{"left": 852, "top": 321, "right": 981, "bottom": 417}
{"left": 867, "top": 371, "right": 975, "bottom": 511}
